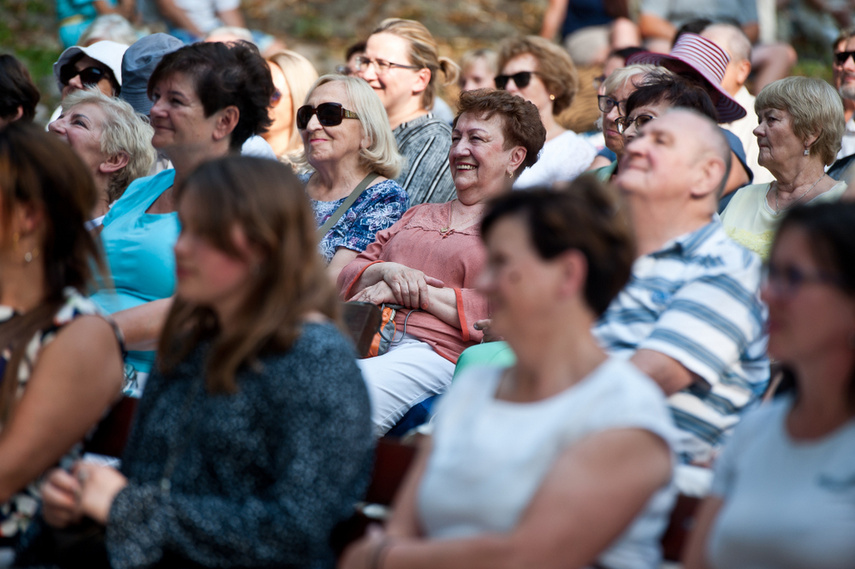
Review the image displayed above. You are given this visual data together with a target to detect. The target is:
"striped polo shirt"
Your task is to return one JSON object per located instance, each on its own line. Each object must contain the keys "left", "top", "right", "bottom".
{"left": 593, "top": 219, "right": 769, "bottom": 465}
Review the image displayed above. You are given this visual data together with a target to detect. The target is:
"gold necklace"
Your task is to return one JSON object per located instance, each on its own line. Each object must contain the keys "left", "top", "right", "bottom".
{"left": 772, "top": 173, "right": 826, "bottom": 214}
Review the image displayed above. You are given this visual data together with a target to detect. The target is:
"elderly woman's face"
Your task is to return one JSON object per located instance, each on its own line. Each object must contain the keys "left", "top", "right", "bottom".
{"left": 149, "top": 72, "right": 221, "bottom": 153}
{"left": 499, "top": 53, "right": 552, "bottom": 115}
{"left": 450, "top": 112, "right": 519, "bottom": 197}
{"left": 602, "top": 79, "right": 636, "bottom": 155}
{"left": 754, "top": 107, "right": 805, "bottom": 171}
{"left": 762, "top": 225, "right": 854, "bottom": 366}
{"left": 48, "top": 102, "right": 109, "bottom": 179}
{"left": 299, "top": 81, "right": 365, "bottom": 169}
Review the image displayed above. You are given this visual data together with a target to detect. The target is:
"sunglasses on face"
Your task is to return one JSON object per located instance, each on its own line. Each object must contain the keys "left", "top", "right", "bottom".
{"left": 834, "top": 50, "right": 855, "bottom": 66}
{"left": 60, "top": 63, "right": 108, "bottom": 87}
{"left": 296, "top": 102, "right": 359, "bottom": 130}
{"left": 615, "top": 114, "right": 656, "bottom": 134}
{"left": 597, "top": 95, "right": 625, "bottom": 114}
{"left": 494, "top": 71, "right": 540, "bottom": 90}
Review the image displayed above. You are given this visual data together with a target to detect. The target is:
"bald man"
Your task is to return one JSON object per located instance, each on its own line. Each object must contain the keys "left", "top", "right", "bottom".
{"left": 701, "top": 23, "right": 774, "bottom": 185}
{"left": 595, "top": 109, "right": 768, "bottom": 480}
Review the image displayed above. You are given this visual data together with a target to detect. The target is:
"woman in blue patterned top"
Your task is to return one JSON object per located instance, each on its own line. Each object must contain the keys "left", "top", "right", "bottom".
{"left": 38, "top": 156, "right": 373, "bottom": 568}
{"left": 0, "top": 124, "right": 123, "bottom": 545}
{"left": 296, "top": 75, "right": 409, "bottom": 282}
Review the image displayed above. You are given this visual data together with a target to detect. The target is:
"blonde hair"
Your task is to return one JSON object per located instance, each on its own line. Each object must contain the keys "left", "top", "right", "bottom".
{"left": 295, "top": 75, "right": 403, "bottom": 179}
{"left": 267, "top": 50, "right": 319, "bottom": 163}
{"left": 61, "top": 87, "right": 156, "bottom": 203}
{"left": 498, "top": 35, "right": 579, "bottom": 115}
{"left": 371, "top": 18, "right": 459, "bottom": 110}
{"left": 160, "top": 156, "right": 339, "bottom": 393}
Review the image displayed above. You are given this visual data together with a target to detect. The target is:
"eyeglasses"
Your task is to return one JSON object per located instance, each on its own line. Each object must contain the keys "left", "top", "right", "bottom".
{"left": 834, "top": 50, "right": 855, "bottom": 66}
{"left": 494, "top": 71, "right": 541, "bottom": 90}
{"left": 597, "top": 95, "right": 624, "bottom": 114}
{"left": 296, "top": 102, "right": 359, "bottom": 130}
{"left": 354, "top": 56, "right": 420, "bottom": 74}
{"left": 271, "top": 89, "right": 282, "bottom": 104}
{"left": 763, "top": 262, "right": 841, "bottom": 298}
{"left": 615, "top": 114, "right": 656, "bottom": 134}
{"left": 59, "top": 63, "right": 108, "bottom": 87}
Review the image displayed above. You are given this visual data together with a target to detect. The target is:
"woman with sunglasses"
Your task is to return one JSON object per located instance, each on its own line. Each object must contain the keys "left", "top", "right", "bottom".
{"left": 720, "top": 77, "right": 847, "bottom": 260}
{"left": 495, "top": 35, "right": 596, "bottom": 190}
{"left": 356, "top": 18, "right": 459, "bottom": 206}
{"left": 296, "top": 75, "right": 408, "bottom": 282}
{"left": 90, "top": 40, "right": 273, "bottom": 393}
{"left": 684, "top": 201, "right": 855, "bottom": 569}
{"left": 338, "top": 89, "right": 545, "bottom": 435}
{"left": 262, "top": 50, "right": 318, "bottom": 167}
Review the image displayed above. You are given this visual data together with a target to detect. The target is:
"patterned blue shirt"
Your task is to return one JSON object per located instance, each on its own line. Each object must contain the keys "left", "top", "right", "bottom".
{"left": 593, "top": 219, "right": 769, "bottom": 465}
{"left": 305, "top": 176, "right": 409, "bottom": 263}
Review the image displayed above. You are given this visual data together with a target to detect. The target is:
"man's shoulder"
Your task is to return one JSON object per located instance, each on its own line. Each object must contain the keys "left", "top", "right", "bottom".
{"left": 395, "top": 114, "right": 452, "bottom": 142}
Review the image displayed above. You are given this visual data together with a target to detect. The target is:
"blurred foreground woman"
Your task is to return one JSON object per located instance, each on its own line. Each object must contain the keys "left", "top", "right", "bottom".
{"left": 341, "top": 181, "right": 676, "bottom": 569}
{"left": 34, "top": 157, "right": 373, "bottom": 569}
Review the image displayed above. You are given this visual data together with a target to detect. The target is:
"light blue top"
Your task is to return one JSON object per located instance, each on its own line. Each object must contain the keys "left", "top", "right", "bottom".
{"left": 91, "top": 169, "right": 180, "bottom": 374}
{"left": 708, "top": 396, "right": 855, "bottom": 569}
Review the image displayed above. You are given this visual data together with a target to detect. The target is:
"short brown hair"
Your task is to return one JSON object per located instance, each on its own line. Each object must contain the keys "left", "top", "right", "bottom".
{"left": 454, "top": 89, "right": 546, "bottom": 175}
{"left": 498, "top": 36, "right": 579, "bottom": 115}
{"left": 481, "top": 177, "right": 633, "bottom": 316}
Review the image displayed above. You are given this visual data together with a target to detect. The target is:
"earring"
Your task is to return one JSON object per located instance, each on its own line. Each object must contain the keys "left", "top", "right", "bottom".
{"left": 13, "top": 232, "right": 38, "bottom": 264}
{"left": 506, "top": 170, "right": 514, "bottom": 179}
{"left": 549, "top": 94, "right": 556, "bottom": 101}
{"left": 804, "top": 148, "right": 810, "bottom": 156}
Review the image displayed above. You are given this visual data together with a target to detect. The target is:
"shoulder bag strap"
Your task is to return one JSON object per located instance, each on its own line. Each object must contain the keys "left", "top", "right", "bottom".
{"left": 317, "top": 172, "right": 380, "bottom": 238}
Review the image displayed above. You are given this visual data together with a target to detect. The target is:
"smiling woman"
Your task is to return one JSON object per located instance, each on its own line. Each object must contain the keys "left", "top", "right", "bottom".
{"left": 89, "top": 41, "right": 274, "bottom": 388}
{"left": 296, "top": 75, "right": 408, "bottom": 282}
{"left": 337, "top": 89, "right": 544, "bottom": 435}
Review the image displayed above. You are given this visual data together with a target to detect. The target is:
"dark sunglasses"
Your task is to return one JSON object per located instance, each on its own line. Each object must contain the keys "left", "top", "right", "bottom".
{"left": 615, "top": 114, "right": 656, "bottom": 134}
{"left": 494, "top": 71, "right": 540, "bottom": 90}
{"left": 835, "top": 50, "right": 855, "bottom": 66}
{"left": 296, "top": 102, "right": 359, "bottom": 130}
{"left": 59, "top": 63, "right": 108, "bottom": 87}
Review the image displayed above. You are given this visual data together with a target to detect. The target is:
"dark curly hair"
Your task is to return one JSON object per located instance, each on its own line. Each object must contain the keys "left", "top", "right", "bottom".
{"left": 454, "top": 89, "right": 546, "bottom": 175}
{"left": 0, "top": 54, "right": 40, "bottom": 123}
{"left": 481, "top": 177, "right": 634, "bottom": 317}
{"left": 148, "top": 41, "right": 274, "bottom": 149}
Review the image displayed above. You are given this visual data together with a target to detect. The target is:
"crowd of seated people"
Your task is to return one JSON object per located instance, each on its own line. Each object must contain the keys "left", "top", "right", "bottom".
{"left": 1, "top": 4, "right": 855, "bottom": 567}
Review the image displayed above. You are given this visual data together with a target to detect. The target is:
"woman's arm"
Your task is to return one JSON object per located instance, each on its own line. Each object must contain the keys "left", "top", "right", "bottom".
{"left": 327, "top": 248, "right": 359, "bottom": 284}
{"left": 342, "top": 428, "right": 671, "bottom": 569}
{"left": 0, "top": 316, "right": 123, "bottom": 503}
{"left": 111, "top": 297, "right": 174, "bottom": 351}
{"left": 681, "top": 496, "right": 723, "bottom": 569}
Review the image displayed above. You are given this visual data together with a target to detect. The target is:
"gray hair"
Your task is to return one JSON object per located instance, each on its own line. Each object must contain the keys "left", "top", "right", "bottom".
{"left": 295, "top": 75, "right": 403, "bottom": 179}
{"left": 755, "top": 77, "right": 844, "bottom": 166}
{"left": 602, "top": 63, "right": 660, "bottom": 97}
{"left": 61, "top": 87, "right": 156, "bottom": 203}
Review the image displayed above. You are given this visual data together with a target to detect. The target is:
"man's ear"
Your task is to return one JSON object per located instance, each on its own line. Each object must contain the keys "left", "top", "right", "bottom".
{"left": 99, "top": 152, "right": 130, "bottom": 175}
{"left": 213, "top": 105, "right": 240, "bottom": 142}
{"left": 690, "top": 155, "right": 727, "bottom": 199}
{"left": 734, "top": 59, "right": 752, "bottom": 87}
